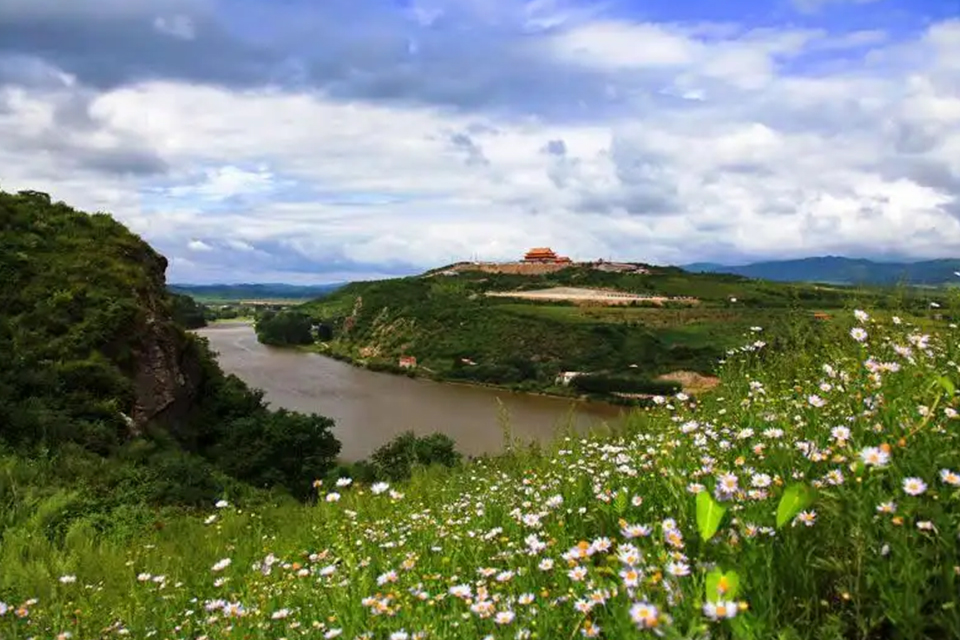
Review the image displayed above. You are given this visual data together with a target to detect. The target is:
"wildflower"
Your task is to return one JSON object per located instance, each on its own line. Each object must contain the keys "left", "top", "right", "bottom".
{"left": 204, "top": 515, "right": 217, "bottom": 525}
{"left": 703, "top": 600, "right": 739, "bottom": 621}
{"left": 0, "top": 602, "right": 7, "bottom": 616}
{"left": 495, "top": 610, "right": 516, "bottom": 625}
{"left": 860, "top": 446, "right": 890, "bottom": 467}
{"left": 324, "top": 629, "right": 343, "bottom": 639}
{"left": 59, "top": 575, "right": 77, "bottom": 584}
{"left": 825, "top": 469, "right": 845, "bottom": 486}
{"left": 876, "top": 501, "right": 897, "bottom": 514}
{"left": 620, "top": 568, "right": 642, "bottom": 587}
{"left": 831, "top": 426, "right": 851, "bottom": 442}
{"left": 377, "top": 571, "right": 398, "bottom": 585}
{"left": 326, "top": 492, "right": 341, "bottom": 502}
{"left": 717, "top": 472, "right": 739, "bottom": 495}
{"left": 917, "top": 521, "right": 937, "bottom": 532}
{"left": 793, "top": 511, "right": 817, "bottom": 527}
{"left": 449, "top": 585, "right": 472, "bottom": 599}
{"left": 751, "top": 473, "right": 772, "bottom": 488}
{"left": 940, "top": 469, "right": 960, "bottom": 486}
{"left": 854, "top": 309, "right": 869, "bottom": 323}
{"left": 568, "top": 566, "right": 588, "bottom": 581}
{"left": 518, "top": 593, "right": 535, "bottom": 605}
{"left": 903, "top": 477, "right": 927, "bottom": 496}
{"left": 618, "top": 543, "right": 642, "bottom": 566}
{"left": 215, "top": 499, "right": 229, "bottom": 508}
{"left": 850, "top": 327, "right": 868, "bottom": 342}
{"left": 808, "top": 394, "right": 826, "bottom": 408}
{"left": 335, "top": 477, "right": 353, "bottom": 487}
{"left": 582, "top": 621, "right": 602, "bottom": 638}
{"left": 630, "top": 601, "right": 660, "bottom": 629}
{"left": 271, "top": 609, "right": 291, "bottom": 620}
{"left": 211, "top": 558, "right": 231, "bottom": 572}
{"left": 538, "top": 558, "right": 554, "bottom": 571}
{"left": 371, "top": 482, "right": 390, "bottom": 495}
{"left": 666, "top": 561, "right": 690, "bottom": 577}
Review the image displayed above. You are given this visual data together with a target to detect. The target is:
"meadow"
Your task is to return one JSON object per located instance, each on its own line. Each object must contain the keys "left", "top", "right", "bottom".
{"left": 2, "top": 303, "right": 959, "bottom": 640}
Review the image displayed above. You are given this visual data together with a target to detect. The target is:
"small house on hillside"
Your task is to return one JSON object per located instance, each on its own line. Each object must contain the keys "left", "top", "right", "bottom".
{"left": 399, "top": 355, "right": 417, "bottom": 369}
{"left": 556, "top": 371, "right": 584, "bottom": 386}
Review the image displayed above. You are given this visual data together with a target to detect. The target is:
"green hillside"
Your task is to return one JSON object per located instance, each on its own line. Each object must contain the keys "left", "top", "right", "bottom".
{"left": 293, "top": 264, "right": 948, "bottom": 399}
{"left": 0, "top": 190, "right": 341, "bottom": 536}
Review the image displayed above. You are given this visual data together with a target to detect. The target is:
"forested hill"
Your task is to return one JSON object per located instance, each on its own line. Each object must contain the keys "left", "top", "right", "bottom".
{"left": 0, "top": 190, "right": 341, "bottom": 536}
{"left": 286, "top": 263, "right": 948, "bottom": 399}
{"left": 683, "top": 256, "right": 960, "bottom": 286}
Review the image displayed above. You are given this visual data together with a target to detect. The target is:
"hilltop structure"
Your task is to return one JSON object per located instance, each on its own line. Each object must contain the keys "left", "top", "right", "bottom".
{"left": 522, "top": 247, "right": 572, "bottom": 264}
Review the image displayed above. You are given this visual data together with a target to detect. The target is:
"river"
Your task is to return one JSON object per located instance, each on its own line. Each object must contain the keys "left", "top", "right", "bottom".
{"left": 195, "top": 322, "right": 626, "bottom": 461}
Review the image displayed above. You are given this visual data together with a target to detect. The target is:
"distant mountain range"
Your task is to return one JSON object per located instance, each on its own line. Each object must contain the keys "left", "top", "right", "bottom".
{"left": 169, "top": 282, "right": 345, "bottom": 300}
{"left": 681, "top": 257, "right": 960, "bottom": 286}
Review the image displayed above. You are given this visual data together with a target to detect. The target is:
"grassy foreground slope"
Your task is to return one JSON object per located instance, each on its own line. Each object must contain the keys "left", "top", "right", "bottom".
{"left": 3, "top": 306, "right": 959, "bottom": 639}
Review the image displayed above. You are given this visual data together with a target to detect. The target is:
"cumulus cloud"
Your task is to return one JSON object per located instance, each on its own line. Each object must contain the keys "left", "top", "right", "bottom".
{"left": 0, "top": 1, "right": 957, "bottom": 282}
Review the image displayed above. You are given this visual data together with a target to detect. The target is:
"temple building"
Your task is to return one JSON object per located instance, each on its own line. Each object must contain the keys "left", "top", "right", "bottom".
{"left": 523, "top": 247, "right": 572, "bottom": 264}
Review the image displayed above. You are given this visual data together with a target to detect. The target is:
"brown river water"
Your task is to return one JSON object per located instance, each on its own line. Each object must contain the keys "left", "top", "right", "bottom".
{"left": 195, "top": 322, "right": 626, "bottom": 461}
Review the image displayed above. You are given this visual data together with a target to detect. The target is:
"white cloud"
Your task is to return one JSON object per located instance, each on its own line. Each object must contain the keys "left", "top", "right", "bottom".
{"left": 0, "top": 16, "right": 959, "bottom": 282}
{"left": 153, "top": 15, "right": 197, "bottom": 40}
{"left": 188, "top": 239, "right": 213, "bottom": 251}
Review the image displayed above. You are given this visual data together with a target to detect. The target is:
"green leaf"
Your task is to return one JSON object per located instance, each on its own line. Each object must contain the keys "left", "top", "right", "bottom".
{"left": 938, "top": 376, "right": 956, "bottom": 398}
{"left": 730, "top": 615, "right": 756, "bottom": 640}
{"left": 614, "top": 491, "right": 628, "bottom": 515}
{"left": 705, "top": 568, "right": 741, "bottom": 602}
{"left": 776, "top": 483, "right": 815, "bottom": 529}
{"left": 696, "top": 491, "right": 727, "bottom": 541}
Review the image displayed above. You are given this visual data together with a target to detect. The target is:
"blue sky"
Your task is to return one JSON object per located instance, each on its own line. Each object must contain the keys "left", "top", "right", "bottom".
{"left": 0, "top": 0, "right": 958, "bottom": 283}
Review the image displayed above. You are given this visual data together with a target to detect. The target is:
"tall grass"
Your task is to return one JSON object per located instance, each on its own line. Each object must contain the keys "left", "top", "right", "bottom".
{"left": 1, "top": 305, "right": 959, "bottom": 639}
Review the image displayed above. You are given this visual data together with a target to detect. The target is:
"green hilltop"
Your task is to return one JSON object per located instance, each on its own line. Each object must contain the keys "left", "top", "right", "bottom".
{"left": 268, "top": 261, "right": 949, "bottom": 401}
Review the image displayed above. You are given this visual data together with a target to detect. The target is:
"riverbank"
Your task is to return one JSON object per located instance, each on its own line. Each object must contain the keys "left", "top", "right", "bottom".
{"left": 307, "top": 342, "right": 698, "bottom": 408}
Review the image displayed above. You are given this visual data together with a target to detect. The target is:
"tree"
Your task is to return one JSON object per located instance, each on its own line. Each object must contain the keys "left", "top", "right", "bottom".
{"left": 255, "top": 310, "right": 315, "bottom": 346}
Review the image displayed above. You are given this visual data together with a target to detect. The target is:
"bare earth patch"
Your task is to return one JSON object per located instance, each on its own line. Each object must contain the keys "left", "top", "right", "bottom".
{"left": 657, "top": 370, "right": 721, "bottom": 394}
{"left": 485, "top": 287, "right": 698, "bottom": 306}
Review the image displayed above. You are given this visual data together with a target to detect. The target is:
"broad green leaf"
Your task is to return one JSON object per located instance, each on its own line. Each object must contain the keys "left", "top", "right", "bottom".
{"left": 696, "top": 491, "right": 727, "bottom": 541}
{"left": 705, "top": 568, "right": 741, "bottom": 602}
{"left": 776, "top": 483, "right": 814, "bottom": 529}
{"left": 938, "top": 376, "right": 956, "bottom": 398}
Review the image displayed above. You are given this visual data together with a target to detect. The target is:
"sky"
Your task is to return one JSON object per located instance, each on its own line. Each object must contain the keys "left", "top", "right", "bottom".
{"left": 1, "top": 0, "right": 959, "bottom": 283}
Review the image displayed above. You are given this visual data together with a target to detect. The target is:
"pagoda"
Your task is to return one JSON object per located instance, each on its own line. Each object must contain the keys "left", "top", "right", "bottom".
{"left": 523, "top": 247, "right": 562, "bottom": 263}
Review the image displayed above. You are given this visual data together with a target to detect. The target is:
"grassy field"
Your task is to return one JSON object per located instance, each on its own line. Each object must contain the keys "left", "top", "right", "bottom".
{"left": 3, "top": 305, "right": 960, "bottom": 639}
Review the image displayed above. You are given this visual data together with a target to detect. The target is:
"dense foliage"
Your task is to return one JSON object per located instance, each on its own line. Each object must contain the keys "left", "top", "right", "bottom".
{"left": 569, "top": 374, "right": 681, "bottom": 396}
{"left": 294, "top": 266, "right": 947, "bottom": 399}
{"left": 169, "top": 292, "right": 208, "bottom": 329}
{"left": 367, "top": 431, "right": 463, "bottom": 482}
{"left": 255, "top": 309, "right": 316, "bottom": 346}
{"left": 2, "top": 306, "right": 958, "bottom": 639}
{"left": 0, "top": 189, "right": 341, "bottom": 535}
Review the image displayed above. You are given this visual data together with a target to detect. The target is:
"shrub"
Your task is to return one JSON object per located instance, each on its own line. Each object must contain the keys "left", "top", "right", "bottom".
{"left": 369, "top": 431, "right": 463, "bottom": 481}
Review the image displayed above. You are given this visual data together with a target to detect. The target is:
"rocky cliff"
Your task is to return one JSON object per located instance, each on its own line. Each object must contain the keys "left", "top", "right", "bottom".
{"left": 0, "top": 189, "right": 204, "bottom": 444}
